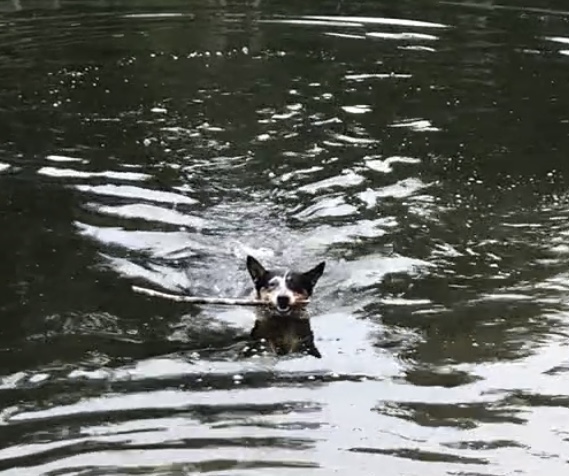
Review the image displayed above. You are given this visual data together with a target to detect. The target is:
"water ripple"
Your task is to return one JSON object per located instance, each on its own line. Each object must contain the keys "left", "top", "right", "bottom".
{"left": 302, "top": 15, "right": 449, "bottom": 29}
{"left": 2, "top": 2, "right": 569, "bottom": 474}
{"left": 76, "top": 184, "right": 197, "bottom": 205}
{"left": 39, "top": 167, "right": 150, "bottom": 181}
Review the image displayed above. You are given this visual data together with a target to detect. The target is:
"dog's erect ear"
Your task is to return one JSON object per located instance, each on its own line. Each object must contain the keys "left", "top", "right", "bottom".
{"left": 303, "top": 261, "right": 326, "bottom": 289}
{"left": 246, "top": 255, "right": 267, "bottom": 283}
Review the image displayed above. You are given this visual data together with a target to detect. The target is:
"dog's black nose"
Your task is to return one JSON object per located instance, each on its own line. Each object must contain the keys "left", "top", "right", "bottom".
{"left": 276, "top": 295, "right": 290, "bottom": 309}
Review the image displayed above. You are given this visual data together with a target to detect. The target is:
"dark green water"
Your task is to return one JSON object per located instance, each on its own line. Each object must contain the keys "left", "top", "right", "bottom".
{"left": 2, "top": 0, "right": 569, "bottom": 474}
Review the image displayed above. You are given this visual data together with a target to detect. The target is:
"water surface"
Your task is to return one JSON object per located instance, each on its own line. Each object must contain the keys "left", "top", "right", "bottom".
{"left": 2, "top": 0, "right": 569, "bottom": 474}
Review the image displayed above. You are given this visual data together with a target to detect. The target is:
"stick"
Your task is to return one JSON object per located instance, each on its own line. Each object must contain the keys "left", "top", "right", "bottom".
{"left": 132, "top": 285, "right": 309, "bottom": 307}
{"left": 132, "top": 285, "right": 265, "bottom": 305}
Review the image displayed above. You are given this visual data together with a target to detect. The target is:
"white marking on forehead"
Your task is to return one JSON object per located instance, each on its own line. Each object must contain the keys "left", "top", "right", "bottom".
{"left": 268, "top": 272, "right": 294, "bottom": 295}
{"left": 270, "top": 271, "right": 291, "bottom": 283}
{"left": 268, "top": 276, "right": 285, "bottom": 287}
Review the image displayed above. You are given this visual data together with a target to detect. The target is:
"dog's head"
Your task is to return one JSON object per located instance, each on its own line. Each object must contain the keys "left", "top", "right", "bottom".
{"left": 246, "top": 255, "right": 325, "bottom": 316}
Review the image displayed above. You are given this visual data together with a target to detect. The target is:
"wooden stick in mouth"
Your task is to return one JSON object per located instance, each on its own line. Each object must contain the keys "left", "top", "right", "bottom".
{"left": 132, "top": 285, "right": 310, "bottom": 307}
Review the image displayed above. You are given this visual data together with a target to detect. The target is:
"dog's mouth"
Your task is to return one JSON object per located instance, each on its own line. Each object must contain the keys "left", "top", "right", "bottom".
{"left": 275, "top": 304, "right": 292, "bottom": 315}
{"left": 274, "top": 294, "right": 294, "bottom": 315}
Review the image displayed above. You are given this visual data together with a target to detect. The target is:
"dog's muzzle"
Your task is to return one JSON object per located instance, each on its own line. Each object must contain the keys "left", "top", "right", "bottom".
{"left": 276, "top": 295, "right": 291, "bottom": 313}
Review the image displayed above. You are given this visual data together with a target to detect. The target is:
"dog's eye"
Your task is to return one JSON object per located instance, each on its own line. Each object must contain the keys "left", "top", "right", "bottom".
{"left": 268, "top": 279, "right": 279, "bottom": 288}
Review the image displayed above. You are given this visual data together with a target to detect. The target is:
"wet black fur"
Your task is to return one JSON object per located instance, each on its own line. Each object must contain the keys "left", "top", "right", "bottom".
{"left": 247, "top": 316, "right": 322, "bottom": 358}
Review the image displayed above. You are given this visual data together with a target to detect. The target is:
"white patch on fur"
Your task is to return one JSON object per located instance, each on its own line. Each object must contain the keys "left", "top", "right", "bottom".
{"left": 267, "top": 272, "right": 296, "bottom": 309}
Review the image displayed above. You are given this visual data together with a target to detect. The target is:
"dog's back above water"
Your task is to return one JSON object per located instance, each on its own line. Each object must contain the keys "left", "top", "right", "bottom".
{"left": 242, "top": 255, "right": 325, "bottom": 358}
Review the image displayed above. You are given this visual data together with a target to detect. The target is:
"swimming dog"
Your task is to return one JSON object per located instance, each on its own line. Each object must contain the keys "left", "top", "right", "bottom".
{"left": 243, "top": 255, "right": 325, "bottom": 358}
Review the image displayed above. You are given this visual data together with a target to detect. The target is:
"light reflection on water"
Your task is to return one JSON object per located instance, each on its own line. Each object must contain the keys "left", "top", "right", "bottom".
{"left": 1, "top": 2, "right": 569, "bottom": 475}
